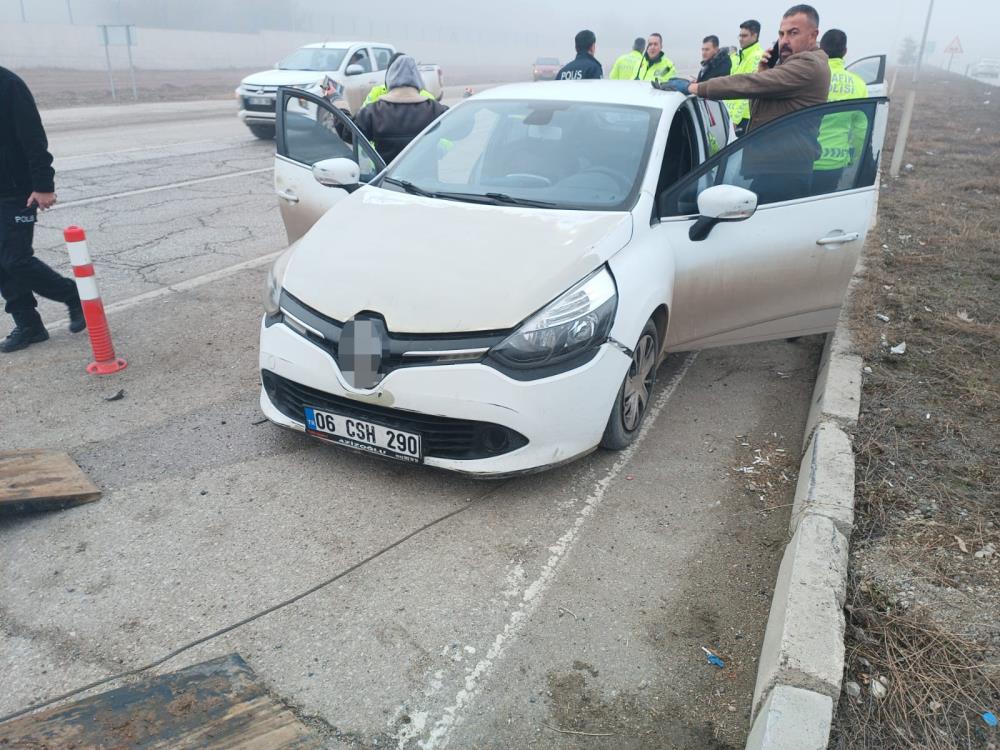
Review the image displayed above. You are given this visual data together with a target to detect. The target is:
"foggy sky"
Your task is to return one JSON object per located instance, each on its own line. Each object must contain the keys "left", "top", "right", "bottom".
{"left": 3, "top": 0, "right": 997, "bottom": 73}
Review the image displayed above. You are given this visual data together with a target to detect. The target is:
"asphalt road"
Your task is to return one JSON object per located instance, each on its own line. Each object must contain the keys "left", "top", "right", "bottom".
{"left": 0, "top": 93, "right": 823, "bottom": 749}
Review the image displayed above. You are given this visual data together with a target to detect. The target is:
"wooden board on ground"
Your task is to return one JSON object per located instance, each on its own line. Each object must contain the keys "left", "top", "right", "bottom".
{"left": 0, "top": 653, "right": 322, "bottom": 749}
{"left": 0, "top": 449, "right": 101, "bottom": 511}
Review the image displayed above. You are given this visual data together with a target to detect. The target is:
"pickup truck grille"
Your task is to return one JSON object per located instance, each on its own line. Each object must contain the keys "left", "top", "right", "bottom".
{"left": 241, "top": 86, "right": 277, "bottom": 113}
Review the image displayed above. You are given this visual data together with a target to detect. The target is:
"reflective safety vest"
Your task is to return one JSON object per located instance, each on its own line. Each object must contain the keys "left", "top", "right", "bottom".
{"left": 815, "top": 58, "right": 869, "bottom": 171}
{"left": 362, "top": 84, "right": 436, "bottom": 108}
{"left": 610, "top": 50, "right": 645, "bottom": 80}
{"left": 637, "top": 53, "right": 676, "bottom": 82}
{"left": 725, "top": 41, "right": 764, "bottom": 125}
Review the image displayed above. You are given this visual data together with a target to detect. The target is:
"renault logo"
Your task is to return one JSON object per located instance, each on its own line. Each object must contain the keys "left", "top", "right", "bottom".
{"left": 338, "top": 317, "right": 387, "bottom": 390}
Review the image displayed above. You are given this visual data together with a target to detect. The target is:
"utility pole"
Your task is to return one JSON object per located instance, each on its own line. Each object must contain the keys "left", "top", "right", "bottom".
{"left": 65, "top": 0, "right": 73, "bottom": 24}
{"left": 889, "top": 0, "right": 934, "bottom": 177}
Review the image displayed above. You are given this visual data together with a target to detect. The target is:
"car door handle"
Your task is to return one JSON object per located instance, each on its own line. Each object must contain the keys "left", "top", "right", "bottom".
{"left": 816, "top": 232, "right": 860, "bottom": 246}
{"left": 277, "top": 189, "right": 299, "bottom": 204}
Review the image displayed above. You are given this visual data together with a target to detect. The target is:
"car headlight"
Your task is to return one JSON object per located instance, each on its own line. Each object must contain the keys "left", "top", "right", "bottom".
{"left": 487, "top": 267, "right": 617, "bottom": 375}
{"left": 264, "top": 249, "right": 294, "bottom": 315}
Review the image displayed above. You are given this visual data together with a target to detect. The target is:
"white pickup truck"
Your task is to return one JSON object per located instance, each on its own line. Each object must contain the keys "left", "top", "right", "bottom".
{"left": 236, "top": 41, "right": 444, "bottom": 139}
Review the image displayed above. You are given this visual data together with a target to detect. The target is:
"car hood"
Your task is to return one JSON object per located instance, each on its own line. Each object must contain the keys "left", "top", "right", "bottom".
{"left": 282, "top": 188, "right": 633, "bottom": 333}
{"left": 241, "top": 69, "right": 329, "bottom": 88}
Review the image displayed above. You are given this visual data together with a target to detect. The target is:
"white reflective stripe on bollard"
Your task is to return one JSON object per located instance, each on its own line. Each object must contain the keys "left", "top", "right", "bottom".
{"left": 75, "top": 276, "right": 100, "bottom": 301}
{"left": 67, "top": 241, "right": 92, "bottom": 267}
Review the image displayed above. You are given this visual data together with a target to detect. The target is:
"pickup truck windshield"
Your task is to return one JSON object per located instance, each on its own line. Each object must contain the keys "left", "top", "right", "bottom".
{"left": 383, "top": 100, "right": 659, "bottom": 211}
{"left": 278, "top": 48, "right": 349, "bottom": 71}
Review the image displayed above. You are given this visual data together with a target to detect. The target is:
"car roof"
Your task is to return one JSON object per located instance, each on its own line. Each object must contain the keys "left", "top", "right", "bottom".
{"left": 474, "top": 80, "right": 686, "bottom": 111}
{"left": 301, "top": 41, "right": 390, "bottom": 49}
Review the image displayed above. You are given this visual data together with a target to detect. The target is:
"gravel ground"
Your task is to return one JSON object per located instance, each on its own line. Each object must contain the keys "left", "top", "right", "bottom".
{"left": 829, "top": 68, "right": 1000, "bottom": 750}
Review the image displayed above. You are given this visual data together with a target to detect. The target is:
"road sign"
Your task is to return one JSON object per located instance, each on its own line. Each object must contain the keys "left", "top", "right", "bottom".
{"left": 944, "top": 36, "right": 963, "bottom": 54}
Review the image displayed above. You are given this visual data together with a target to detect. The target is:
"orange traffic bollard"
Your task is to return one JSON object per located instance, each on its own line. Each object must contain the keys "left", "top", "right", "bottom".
{"left": 64, "top": 226, "right": 127, "bottom": 375}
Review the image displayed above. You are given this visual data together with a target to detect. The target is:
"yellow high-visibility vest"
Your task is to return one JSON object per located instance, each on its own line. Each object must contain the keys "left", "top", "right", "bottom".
{"left": 815, "top": 58, "right": 869, "bottom": 171}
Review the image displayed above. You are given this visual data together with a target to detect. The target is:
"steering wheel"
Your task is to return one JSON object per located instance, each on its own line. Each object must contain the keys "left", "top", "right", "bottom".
{"left": 504, "top": 173, "right": 552, "bottom": 187}
{"left": 579, "top": 166, "right": 631, "bottom": 192}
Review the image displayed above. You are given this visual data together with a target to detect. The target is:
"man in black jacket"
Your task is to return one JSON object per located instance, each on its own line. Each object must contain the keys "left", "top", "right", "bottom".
{"left": 556, "top": 30, "right": 603, "bottom": 80}
{"left": 354, "top": 55, "right": 448, "bottom": 164}
{"left": 0, "top": 66, "right": 84, "bottom": 353}
{"left": 697, "top": 35, "right": 733, "bottom": 82}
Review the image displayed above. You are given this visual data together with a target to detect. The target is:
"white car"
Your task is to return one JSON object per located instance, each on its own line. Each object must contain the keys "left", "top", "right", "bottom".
{"left": 259, "top": 72, "right": 888, "bottom": 476}
{"left": 236, "top": 41, "right": 444, "bottom": 139}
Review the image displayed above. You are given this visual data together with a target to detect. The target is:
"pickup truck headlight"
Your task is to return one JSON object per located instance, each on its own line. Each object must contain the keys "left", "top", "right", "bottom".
{"left": 264, "top": 249, "right": 294, "bottom": 315}
{"left": 488, "top": 267, "right": 617, "bottom": 375}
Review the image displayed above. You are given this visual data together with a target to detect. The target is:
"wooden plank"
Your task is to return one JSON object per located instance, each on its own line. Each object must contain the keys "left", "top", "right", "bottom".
{"left": 0, "top": 449, "right": 101, "bottom": 511}
{"left": 0, "top": 654, "right": 322, "bottom": 749}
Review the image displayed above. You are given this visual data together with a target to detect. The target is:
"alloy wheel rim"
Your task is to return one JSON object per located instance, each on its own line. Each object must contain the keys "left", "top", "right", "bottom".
{"left": 622, "top": 333, "right": 656, "bottom": 432}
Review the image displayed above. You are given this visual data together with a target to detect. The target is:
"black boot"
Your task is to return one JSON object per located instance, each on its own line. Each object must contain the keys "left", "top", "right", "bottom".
{"left": 1, "top": 323, "right": 49, "bottom": 353}
{"left": 67, "top": 299, "right": 86, "bottom": 333}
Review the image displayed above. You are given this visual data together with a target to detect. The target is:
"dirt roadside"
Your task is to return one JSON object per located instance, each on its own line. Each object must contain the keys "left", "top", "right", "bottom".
{"left": 19, "top": 66, "right": 526, "bottom": 109}
{"left": 829, "top": 69, "right": 999, "bottom": 749}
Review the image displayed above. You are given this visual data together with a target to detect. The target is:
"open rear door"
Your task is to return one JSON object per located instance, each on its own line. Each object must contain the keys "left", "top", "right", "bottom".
{"left": 847, "top": 54, "right": 888, "bottom": 97}
{"left": 274, "top": 86, "right": 386, "bottom": 243}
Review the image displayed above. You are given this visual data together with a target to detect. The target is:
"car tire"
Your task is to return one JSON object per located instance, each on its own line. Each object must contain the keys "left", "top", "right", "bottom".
{"left": 248, "top": 124, "right": 275, "bottom": 140}
{"left": 600, "top": 318, "right": 659, "bottom": 451}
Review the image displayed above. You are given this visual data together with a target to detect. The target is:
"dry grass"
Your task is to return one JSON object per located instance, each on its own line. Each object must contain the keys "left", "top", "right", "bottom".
{"left": 830, "top": 69, "right": 1000, "bottom": 749}
{"left": 833, "top": 582, "right": 999, "bottom": 750}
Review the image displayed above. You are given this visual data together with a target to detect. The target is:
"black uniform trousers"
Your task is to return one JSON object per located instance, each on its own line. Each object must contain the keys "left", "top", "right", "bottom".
{"left": 0, "top": 199, "right": 78, "bottom": 328}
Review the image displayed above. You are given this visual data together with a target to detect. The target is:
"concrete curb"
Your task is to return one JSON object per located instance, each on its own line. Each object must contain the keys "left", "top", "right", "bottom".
{"left": 746, "top": 301, "right": 864, "bottom": 748}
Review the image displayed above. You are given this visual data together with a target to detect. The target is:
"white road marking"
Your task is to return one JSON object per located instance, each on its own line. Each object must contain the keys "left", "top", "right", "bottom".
{"left": 401, "top": 352, "right": 699, "bottom": 750}
{"left": 49, "top": 167, "right": 272, "bottom": 211}
{"left": 53, "top": 138, "right": 255, "bottom": 172}
{"left": 45, "top": 250, "right": 283, "bottom": 333}
{"left": 55, "top": 138, "right": 221, "bottom": 163}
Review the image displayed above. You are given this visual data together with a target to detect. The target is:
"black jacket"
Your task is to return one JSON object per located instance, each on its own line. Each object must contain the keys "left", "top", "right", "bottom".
{"left": 697, "top": 50, "right": 733, "bottom": 82}
{"left": 556, "top": 53, "right": 603, "bottom": 80}
{"left": 354, "top": 95, "right": 448, "bottom": 164}
{"left": 0, "top": 66, "right": 54, "bottom": 201}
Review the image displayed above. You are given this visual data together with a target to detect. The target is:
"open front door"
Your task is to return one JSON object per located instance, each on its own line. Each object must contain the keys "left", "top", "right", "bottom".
{"left": 653, "top": 97, "right": 889, "bottom": 350}
{"left": 847, "top": 54, "right": 888, "bottom": 97}
{"left": 274, "top": 87, "right": 386, "bottom": 244}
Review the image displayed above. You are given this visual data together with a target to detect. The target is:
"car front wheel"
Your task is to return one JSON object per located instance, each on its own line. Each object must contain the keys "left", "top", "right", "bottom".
{"left": 600, "top": 319, "right": 659, "bottom": 450}
{"left": 248, "top": 124, "right": 275, "bottom": 140}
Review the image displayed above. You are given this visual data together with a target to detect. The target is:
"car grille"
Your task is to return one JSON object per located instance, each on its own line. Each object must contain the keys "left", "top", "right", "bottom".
{"left": 261, "top": 370, "right": 529, "bottom": 460}
{"left": 242, "top": 97, "right": 275, "bottom": 113}
{"left": 241, "top": 86, "right": 277, "bottom": 112}
{"left": 279, "top": 291, "right": 507, "bottom": 374}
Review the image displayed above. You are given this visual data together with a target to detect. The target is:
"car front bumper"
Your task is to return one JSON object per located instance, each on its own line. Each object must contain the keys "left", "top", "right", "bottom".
{"left": 238, "top": 109, "right": 276, "bottom": 125}
{"left": 258, "top": 317, "right": 630, "bottom": 476}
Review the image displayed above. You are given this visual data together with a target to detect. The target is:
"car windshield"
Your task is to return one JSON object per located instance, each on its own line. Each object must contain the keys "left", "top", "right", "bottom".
{"left": 535, "top": 58, "right": 560, "bottom": 65}
{"left": 278, "top": 48, "right": 348, "bottom": 71}
{"left": 382, "top": 99, "right": 659, "bottom": 211}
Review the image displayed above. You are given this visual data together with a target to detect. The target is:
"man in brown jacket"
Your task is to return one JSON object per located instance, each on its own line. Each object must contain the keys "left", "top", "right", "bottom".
{"left": 689, "top": 4, "right": 829, "bottom": 131}
{"left": 685, "top": 4, "right": 830, "bottom": 202}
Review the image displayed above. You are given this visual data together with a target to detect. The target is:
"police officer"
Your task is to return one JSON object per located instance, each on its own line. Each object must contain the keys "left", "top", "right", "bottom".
{"left": 726, "top": 20, "right": 765, "bottom": 135}
{"left": 556, "top": 30, "right": 603, "bottom": 80}
{"left": 637, "top": 33, "right": 676, "bottom": 82}
{"left": 610, "top": 38, "right": 646, "bottom": 80}
{"left": 813, "top": 29, "right": 869, "bottom": 194}
{"left": 0, "top": 66, "right": 84, "bottom": 353}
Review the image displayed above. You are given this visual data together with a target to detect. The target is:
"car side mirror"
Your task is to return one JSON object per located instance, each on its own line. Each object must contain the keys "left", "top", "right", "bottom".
{"left": 345, "top": 64, "right": 365, "bottom": 76}
{"left": 313, "top": 157, "right": 360, "bottom": 188}
{"left": 689, "top": 185, "right": 758, "bottom": 241}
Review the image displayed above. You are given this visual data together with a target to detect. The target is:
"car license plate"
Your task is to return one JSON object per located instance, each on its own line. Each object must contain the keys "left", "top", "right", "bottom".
{"left": 305, "top": 407, "right": 422, "bottom": 463}
{"left": 248, "top": 96, "right": 272, "bottom": 106}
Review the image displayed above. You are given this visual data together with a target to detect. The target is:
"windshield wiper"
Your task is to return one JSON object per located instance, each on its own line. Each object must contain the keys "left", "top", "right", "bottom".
{"left": 383, "top": 177, "right": 436, "bottom": 198}
{"left": 482, "top": 192, "right": 558, "bottom": 208}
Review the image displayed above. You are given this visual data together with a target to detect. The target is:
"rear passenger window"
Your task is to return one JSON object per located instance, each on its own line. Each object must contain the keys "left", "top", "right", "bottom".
{"left": 373, "top": 47, "right": 393, "bottom": 71}
{"left": 348, "top": 49, "right": 373, "bottom": 73}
